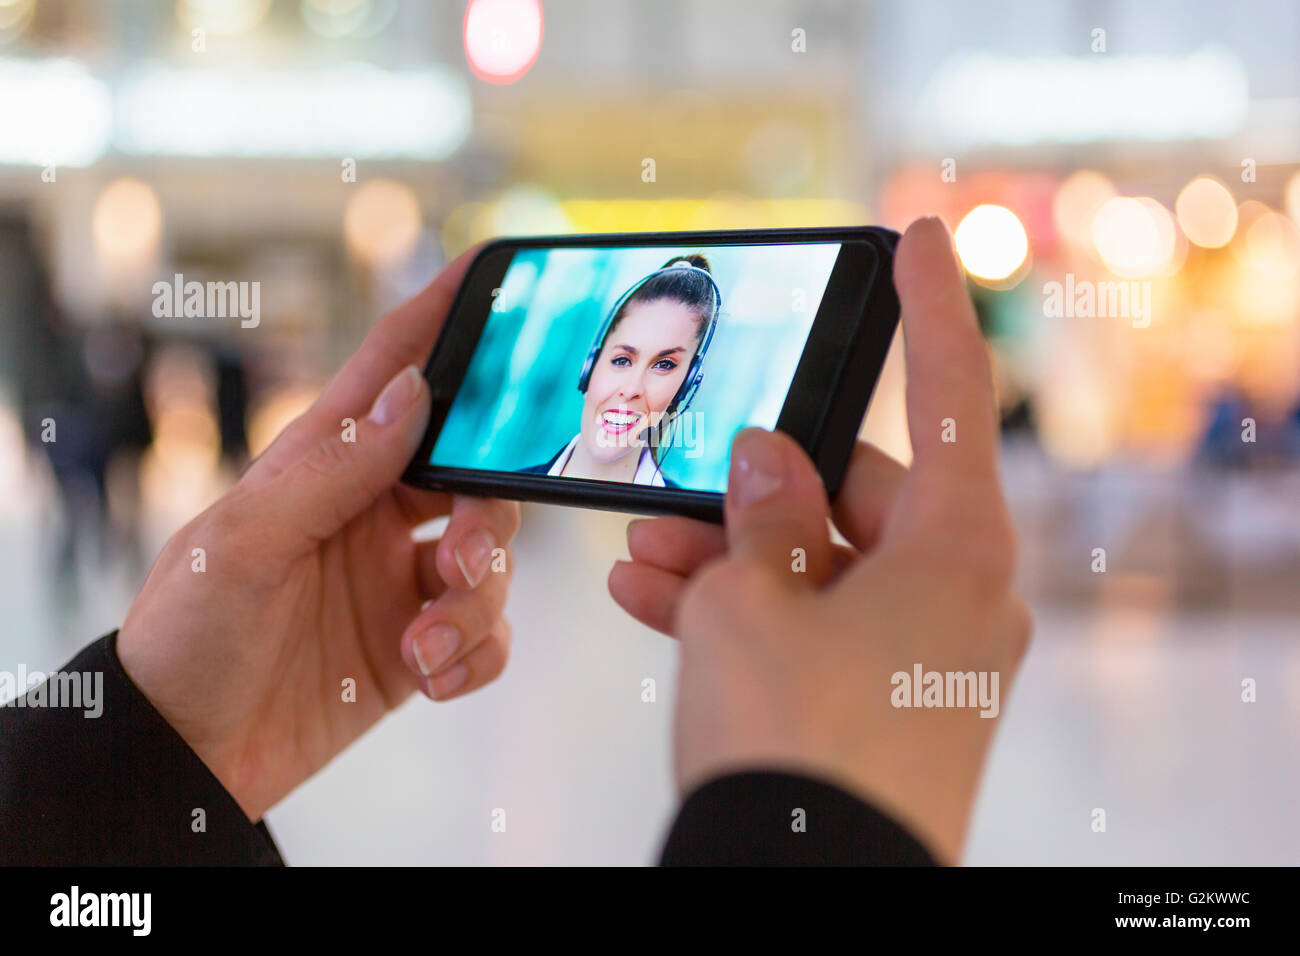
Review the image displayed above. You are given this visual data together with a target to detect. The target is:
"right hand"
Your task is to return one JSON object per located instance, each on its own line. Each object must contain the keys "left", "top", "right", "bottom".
{"left": 608, "top": 217, "right": 1031, "bottom": 863}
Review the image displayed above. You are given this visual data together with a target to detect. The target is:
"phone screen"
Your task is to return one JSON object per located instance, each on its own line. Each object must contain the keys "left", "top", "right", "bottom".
{"left": 428, "top": 241, "right": 843, "bottom": 493}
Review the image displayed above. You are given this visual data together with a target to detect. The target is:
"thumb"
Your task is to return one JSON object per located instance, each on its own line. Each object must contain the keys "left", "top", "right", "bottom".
{"left": 724, "top": 428, "right": 833, "bottom": 587}
{"left": 264, "top": 364, "right": 430, "bottom": 548}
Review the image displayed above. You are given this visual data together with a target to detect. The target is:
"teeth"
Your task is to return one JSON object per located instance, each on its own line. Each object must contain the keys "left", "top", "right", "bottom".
{"left": 603, "top": 411, "right": 637, "bottom": 426}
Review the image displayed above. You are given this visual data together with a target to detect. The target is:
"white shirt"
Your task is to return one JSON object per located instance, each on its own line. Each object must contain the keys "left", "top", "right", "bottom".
{"left": 547, "top": 434, "right": 667, "bottom": 487}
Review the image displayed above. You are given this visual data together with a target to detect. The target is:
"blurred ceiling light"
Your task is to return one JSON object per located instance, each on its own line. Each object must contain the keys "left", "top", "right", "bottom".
{"left": 0, "top": 0, "right": 35, "bottom": 43}
{"left": 1053, "top": 171, "right": 1117, "bottom": 249}
{"left": 558, "top": 198, "right": 869, "bottom": 234}
{"left": 0, "top": 57, "right": 112, "bottom": 166}
{"left": 953, "top": 204, "right": 1029, "bottom": 282}
{"left": 92, "top": 178, "right": 163, "bottom": 267}
{"left": 177, "top": 0, "right": 271, "bottom": 34}
{"left": 1175, "top": 176, "right": 1238, "bottom": 248}
{"left": 301, "top": 0, "right": 396, "bottom": 38}
{"left": 117, "top": 62, "right": 470, "bottom": 159}
{"left": 919, "top": 48, "right": 1247, "bottom": 145}
{"left": 1092, "top": 197, "right": 1176, "bottom": 278}
{"left": 463, "top": 0, "right": 543, "bottom": 84}
{"left": 1285, "top": 169, "right": 1300, "bottom": 226}
{"left": 344, "top": 178, "right": 422, "bottom": 266}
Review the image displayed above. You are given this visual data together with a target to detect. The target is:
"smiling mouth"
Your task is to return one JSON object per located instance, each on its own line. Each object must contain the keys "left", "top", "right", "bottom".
{"left": 600, "top": 409, "right": 641, "bottom": 434}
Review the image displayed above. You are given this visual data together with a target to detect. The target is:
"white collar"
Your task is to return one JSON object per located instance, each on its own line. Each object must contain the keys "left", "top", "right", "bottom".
{"left": 548, "top": 434, "right": 665, "bottom": 487}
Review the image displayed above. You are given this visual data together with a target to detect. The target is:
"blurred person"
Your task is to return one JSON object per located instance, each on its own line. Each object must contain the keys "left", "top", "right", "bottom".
{"left": 3, "top": 214, "right": 151, "bottom": 589}
{"left": 0, "top": 219, "right": 1028, "bottom": 866}
{"left": 522, "top": 255, "right": 719, "bottom": 487}
{"left": 213, "top": 344, "right": 252, "bottom": 470}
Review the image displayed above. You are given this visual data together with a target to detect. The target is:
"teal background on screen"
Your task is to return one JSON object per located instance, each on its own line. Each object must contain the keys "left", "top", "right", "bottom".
{"left": 429, "top": 242, "right": 841, "bottom": 492}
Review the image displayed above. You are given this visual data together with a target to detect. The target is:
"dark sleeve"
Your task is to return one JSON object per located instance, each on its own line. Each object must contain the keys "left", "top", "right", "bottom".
{"left": 0, "top": 632, "right": 284, "bottom": 866}
{"left": 660, "top": 771, "right": 938, "bottom": 866}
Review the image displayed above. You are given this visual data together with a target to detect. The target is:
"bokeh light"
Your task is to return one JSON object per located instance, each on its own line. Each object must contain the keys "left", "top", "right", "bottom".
{"left": 301, "top": 0, "right": 396, "bottom": 38}
{"left": 177, "top": 0, "right": 272, "bottom": 34}
{"left": 343, "top": 179, "right": 422, "bottom": 266}
{"left": 1092, "top": 196, "right": 1176, "bottom": 277}
{"left": 92, "top": 178, "right": 163, "bottom": 267}
{"left": 463, "top": 0, "right": 543, "bottom": 84}
{"left": 953, "top": 204, "right": 1029, "bottom": 282}
{"left": 1175, "top": 176, "right": 1238, "bottom": 248}
{"left": 1242, "top": 212, "right": 1300, "bottom": 278}
{"left": 1052, "top": 170, "right": 1117, "bottom": 250}
{"left": 1286, "top": 169, "right": 1300, "bottom": 226}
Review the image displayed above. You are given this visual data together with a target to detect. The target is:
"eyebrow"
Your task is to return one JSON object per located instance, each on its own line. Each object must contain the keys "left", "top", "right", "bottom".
{"left": 612, "top": 344, "right": 686, "bottom": 358}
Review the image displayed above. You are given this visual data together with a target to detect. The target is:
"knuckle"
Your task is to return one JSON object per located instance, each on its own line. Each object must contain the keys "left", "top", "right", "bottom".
{"left": 302, "top": 432, "right": 360, "bottom": 479}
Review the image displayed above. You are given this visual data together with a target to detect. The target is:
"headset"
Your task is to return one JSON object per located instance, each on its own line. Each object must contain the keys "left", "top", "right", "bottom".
{"left": 576, "top": 260, "right": 722, "bottom": 422}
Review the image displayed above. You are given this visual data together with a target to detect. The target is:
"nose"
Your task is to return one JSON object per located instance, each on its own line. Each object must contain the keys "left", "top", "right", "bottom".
{"left": 617, "top": 379, "right": 643, "bottom": 403}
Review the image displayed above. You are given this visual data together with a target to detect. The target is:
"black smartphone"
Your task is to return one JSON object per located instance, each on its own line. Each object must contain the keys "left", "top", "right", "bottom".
{"left": 403, "top": 226, "right": 900, "bottom": 522}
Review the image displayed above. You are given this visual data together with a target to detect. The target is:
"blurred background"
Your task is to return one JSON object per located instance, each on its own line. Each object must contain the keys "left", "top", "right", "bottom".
{"left": 1, "top": 0, "right": 1297, "bottom": 864}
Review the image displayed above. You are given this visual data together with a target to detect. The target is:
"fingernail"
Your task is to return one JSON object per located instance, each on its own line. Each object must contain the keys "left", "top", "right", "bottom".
{"left": 454, "top": 528, "right": 495, "bottom": 588}
{"left": 368, "top": 364, "right": 422, "bottom": 427}
{"left": 730, "top": 429, "right": 785, "bottom": 510}
{"left": 414, "top": 624, "right": 460, "bottom": 676}
{"left": 427, "top": 663, "right": 468, "bottom": 699}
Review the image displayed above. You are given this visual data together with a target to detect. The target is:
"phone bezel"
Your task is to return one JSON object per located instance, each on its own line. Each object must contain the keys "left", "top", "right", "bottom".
{"left": 402, "top": 226, "right": 900, "bottom": 522}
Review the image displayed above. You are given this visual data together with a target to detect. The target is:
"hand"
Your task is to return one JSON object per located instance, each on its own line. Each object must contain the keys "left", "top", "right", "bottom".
{"left": 117, "top": 247, "right": 520, "bottom": 822}
{"left": 608, "top": 217, "right": 1031, "bottom": 864}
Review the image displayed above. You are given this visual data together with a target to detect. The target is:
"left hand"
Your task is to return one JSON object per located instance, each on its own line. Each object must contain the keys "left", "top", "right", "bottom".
{"left": 117, "top": 246, "right": 520, "bottom": 821}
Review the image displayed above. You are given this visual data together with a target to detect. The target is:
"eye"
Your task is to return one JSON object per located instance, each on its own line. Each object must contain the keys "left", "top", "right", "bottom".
{"left": 653, "top": 358, "right": 679, "bottom": 372}
{"left": 610, "top": 355, "right": 631, "bottom": 367}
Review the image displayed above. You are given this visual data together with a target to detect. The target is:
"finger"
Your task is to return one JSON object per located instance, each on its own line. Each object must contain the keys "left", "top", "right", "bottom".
{"left": 626, "top": 516, "right": 726, "bottom": 576}
{"left": 830, "top": 441, "right": 907, "bottom": 552}
{"left": 420, "top": 618, "right": 512, "bottom": 702}
{"left": 724, "top": 427, "right": 833, "bottom": 588}
{"left": 891, "top": 217, "right": 1001, "bottom": 513}
{"left": 391, "top": 484, "right": 453, "bottom": 527}
{"left": 608, "top": 559, "right": 689, "bottom": 637}
{"left": 417, "top": 532, "right": 514, "bottom": 602}
{"left": 246, "top": 244, "right": 484, "bottom": 483}
{"left": 256, "top": 365, "right": 430, "bottom": 551}
{"left": 401, "top": 559, "right": 512, "bottom": 679}
{"left": 435, "top": 495, "right": 521, "bottom": 590}
{"left": 829, "top": 542, "right": 859, "bottom": 580}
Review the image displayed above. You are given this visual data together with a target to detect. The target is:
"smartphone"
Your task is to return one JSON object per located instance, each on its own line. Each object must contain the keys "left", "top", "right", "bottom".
{"left": 403, "top": 226, "right": 900, "bottom": 522}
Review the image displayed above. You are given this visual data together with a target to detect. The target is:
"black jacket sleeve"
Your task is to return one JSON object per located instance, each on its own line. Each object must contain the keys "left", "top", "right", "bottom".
{"left": 2, "top": 634, "right": 935, "bottom": 866}
{"left": 659, "top": 771, "right": 937, "bottom": 865}
{"left": 0, "top": 632, "right": 283, "bottom": 866}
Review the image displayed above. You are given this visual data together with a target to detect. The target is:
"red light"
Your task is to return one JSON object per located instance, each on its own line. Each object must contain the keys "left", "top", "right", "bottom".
{"left": 463, "top": 0, "right": 543, "bottom": 85}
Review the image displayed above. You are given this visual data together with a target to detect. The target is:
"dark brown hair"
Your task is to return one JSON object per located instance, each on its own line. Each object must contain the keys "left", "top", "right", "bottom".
{"left": 605, "top": 254, "right": 716, "bottom": 348}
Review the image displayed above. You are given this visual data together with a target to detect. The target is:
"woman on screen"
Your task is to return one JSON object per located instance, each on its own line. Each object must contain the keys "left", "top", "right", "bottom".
{"left": 521, "top": 255, "right": 720, "bottom": 487}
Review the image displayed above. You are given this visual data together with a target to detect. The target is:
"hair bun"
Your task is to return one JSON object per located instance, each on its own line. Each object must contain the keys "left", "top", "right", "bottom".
{"left": 662, "top": 253, "right": 711, "bottom": 273}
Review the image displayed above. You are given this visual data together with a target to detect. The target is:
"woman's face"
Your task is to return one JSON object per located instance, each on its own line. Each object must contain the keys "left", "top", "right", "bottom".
{"left": 581, "top": 297, "right": 700, "bottom": 462}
